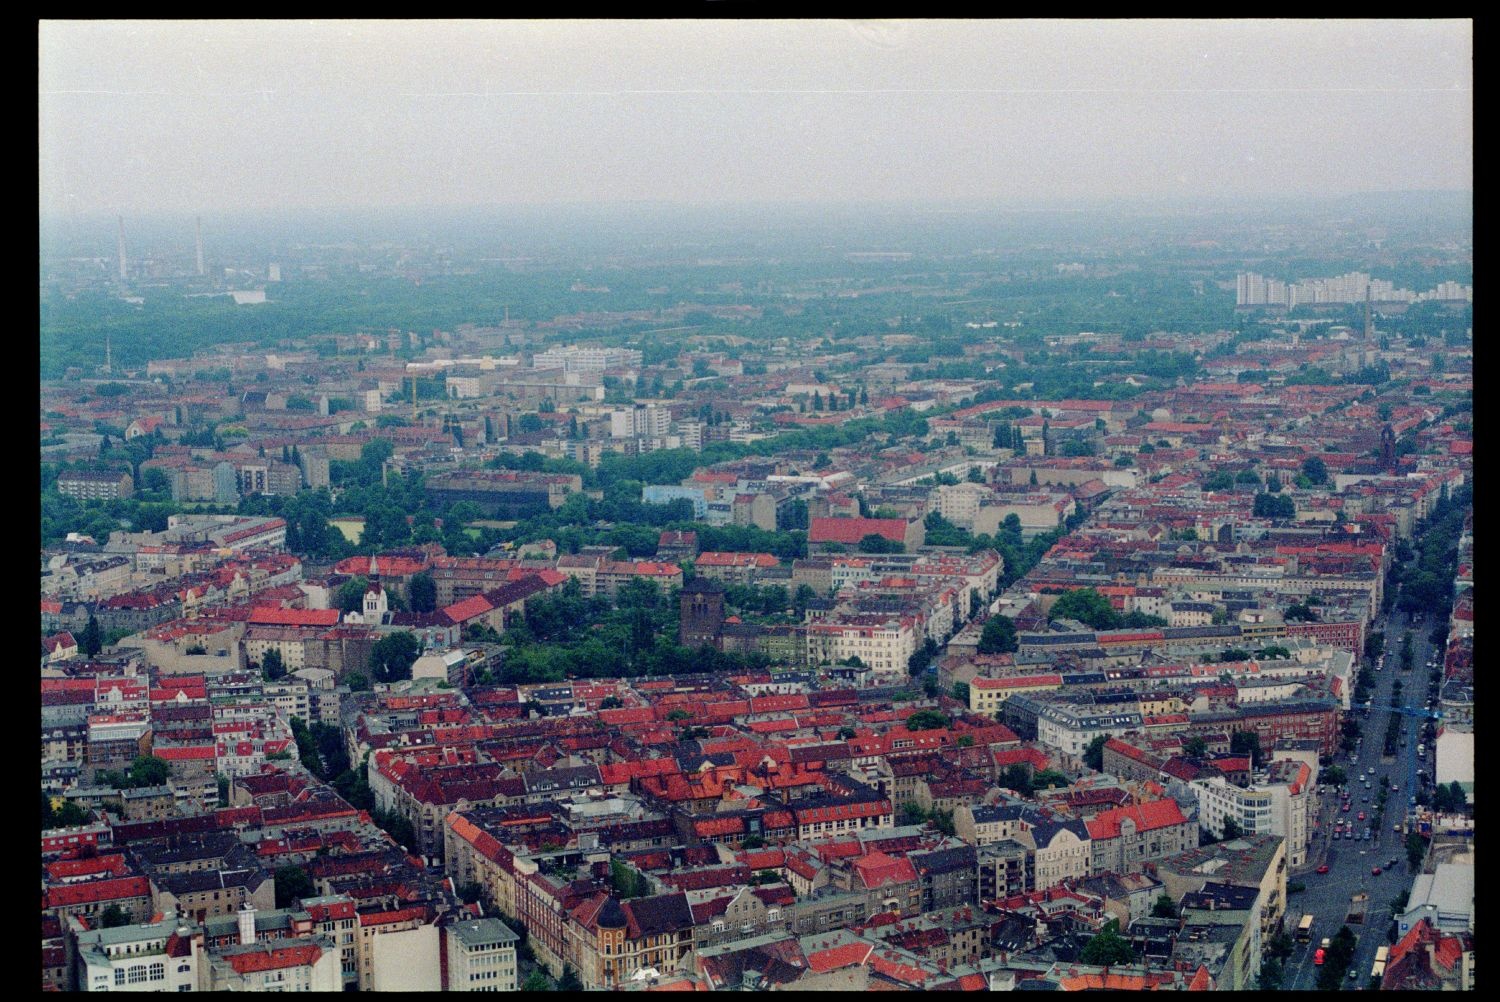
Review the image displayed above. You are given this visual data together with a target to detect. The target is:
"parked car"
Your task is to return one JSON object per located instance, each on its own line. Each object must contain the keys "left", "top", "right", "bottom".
{"left": 1317, "top": 864, "right": 1330, "bottom": 874}
{"left": 1372, "top": 866, "right": 1382, "bottom": 876}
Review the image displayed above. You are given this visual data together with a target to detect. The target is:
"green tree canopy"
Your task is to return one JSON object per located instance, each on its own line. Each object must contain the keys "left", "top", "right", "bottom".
{"left": 408, "top": 572, "right": 438, "bottom": 613}
{"left": 274, "top": 864, "right": 315, "bottom": 909}
{"left": 1083, "top": 734, "right": 1109, "bottom": 772}
{"left": 905, "top": 709, "right": 950, "bottom": 732}
{"left": 99, "top": 904, "right": 132, "bottom": 928}
{"left": 337, "top": 577, "right": 370, "bottom": 614}
{"left": 81, "top": 614, "right": 103, "bottom": 658}
{"left": 977, "top": 614, "right": 1019, "bottom": 654}
{"left": 1229, "top": 730, "right": 1263, "bottom": 767}
{"left": 858, "top": 533, "right": 904, "bottom": 554}
{"left": 1001, "top": 763, "right": 1034, "bottom": 797}
{"left": 1079, "top": 919, "right": 1136, "bottom": 966}
{"left": 54, "top": 800, "right": 92, "bottom": 827}
{"left": 521, "top": 969, "right": 553, "bottom": 992}
{"left": 127, "top": 755, "right": 171, "bottom": 788}
{"left": 369, "top": 631, "right": 422, "bottom": 684}
{"left": 1048, "top": 588, "right": 1120, "bottom": 630}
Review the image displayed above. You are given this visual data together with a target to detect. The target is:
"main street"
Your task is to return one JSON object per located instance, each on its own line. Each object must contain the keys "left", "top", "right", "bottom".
{"left": 1283, "top": 598, "right": 1439, "bottom": 990}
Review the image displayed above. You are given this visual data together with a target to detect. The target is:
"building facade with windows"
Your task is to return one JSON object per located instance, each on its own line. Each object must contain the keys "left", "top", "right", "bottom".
{"left": 68, "top": 913, "right": 203, "bottom": 993}
{"left": 443, "top": 916, "right": 519, "bottom": 992}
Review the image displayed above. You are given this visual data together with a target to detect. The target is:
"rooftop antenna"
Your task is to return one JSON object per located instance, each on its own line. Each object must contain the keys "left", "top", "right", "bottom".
{"left": 196, "top": 216, "right": 205, "bottom": 276}
{"left": 117, "top": 216, "right": 127, "bottom": 280}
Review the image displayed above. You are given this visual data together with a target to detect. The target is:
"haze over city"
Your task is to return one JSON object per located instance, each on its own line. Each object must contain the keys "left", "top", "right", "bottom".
{"left": 41, "top": 19, "right": 1472, "bottom": 218}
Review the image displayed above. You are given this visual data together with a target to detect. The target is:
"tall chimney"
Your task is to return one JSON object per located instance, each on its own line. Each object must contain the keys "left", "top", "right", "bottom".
{"left": 196, "top": 217, "right": 205, "bottom": 276}
{"left": 237, "top": 902, "right": 256, "bottom": 945}
{"left": 117, "top": 216, "right": 127, "bottom": 280}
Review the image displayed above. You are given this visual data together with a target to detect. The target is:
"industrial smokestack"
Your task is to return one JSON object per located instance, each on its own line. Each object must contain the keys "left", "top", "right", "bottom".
{"left": 117, "top": 216, "right": 127, "bottom": 280}
{"left": 196, "top": 217, "right": 205, "bottom": 276}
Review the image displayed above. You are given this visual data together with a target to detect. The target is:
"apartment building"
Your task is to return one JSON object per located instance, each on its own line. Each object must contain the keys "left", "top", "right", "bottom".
{"left": 67, "top": 913, "right": 203, "bottom": 993}
{"left": 58, "top": 469, "right": 135, "bottom": 501}
{"left": 444, "top": 916, "right": 519, "bottom": 992}
{"left": 806, "top": 615, "right": 919, "bottom": 679}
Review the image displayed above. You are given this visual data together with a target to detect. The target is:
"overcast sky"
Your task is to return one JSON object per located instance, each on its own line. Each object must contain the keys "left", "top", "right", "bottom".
{"left": 39, "top": 19, "right": 1472, "bottom": 217}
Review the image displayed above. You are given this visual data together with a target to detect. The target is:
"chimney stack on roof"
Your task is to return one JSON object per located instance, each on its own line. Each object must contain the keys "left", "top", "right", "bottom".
{"left": 237, "top": 902, "right": 257, "bottom": 945}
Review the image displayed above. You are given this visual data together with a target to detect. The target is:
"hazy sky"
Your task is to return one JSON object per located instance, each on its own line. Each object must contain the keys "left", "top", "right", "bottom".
{"left": 39, "top": 19, "right": 1472, "bottom": 216}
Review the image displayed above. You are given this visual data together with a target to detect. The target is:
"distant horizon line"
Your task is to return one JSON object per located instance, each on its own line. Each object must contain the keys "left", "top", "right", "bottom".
{"left": 41, "top": 188, "right": 1475, "bottom": 222}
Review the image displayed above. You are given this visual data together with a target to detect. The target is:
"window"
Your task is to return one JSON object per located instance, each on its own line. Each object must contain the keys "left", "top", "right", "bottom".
{"left": 115, "top": 969, "right": 126, "bottom": 987}
{"left": 128, "top": 964, "right": 148, "bottom": 984}
{"left": 149, "top": 963, "right": 166, "bottom": 981}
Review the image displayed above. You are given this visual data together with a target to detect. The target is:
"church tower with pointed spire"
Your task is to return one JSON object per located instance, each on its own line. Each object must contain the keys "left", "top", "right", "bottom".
{"left": 363, "top": 555, "right": 388, "bottom": 623}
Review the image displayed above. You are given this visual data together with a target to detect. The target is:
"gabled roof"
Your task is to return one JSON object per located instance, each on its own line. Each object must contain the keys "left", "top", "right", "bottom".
{"left": 623, "top": 893, "right": 694, "bottom": 939}
{"left": 805, "top": 940, "right": 873, "bottom": 974}
{"left": 222, "top": 942, "right": 324, "bottom": 974}
{"left": 247, "top": 607, "right": 340, "bottom": 627}
{"left": 851, "top": 852, "right": 918, "bottom": 890}
{"left": 1085, "top": 799, "right": 1188, "bottom": 840}
{"left": 44, "top": 875, "right": 151, "bottom": 909}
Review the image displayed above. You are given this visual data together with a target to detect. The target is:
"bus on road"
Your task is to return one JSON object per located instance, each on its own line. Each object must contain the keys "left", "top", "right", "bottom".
{"left": 1372, "top": 945, "right": 1390, "bottom": 981}
{"left": 1296, "top": 914, "right": 1315, "bottom": 942}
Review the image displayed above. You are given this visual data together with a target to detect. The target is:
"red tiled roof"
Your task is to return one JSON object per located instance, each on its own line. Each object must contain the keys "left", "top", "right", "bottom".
{"left": 441, "top": 594, "right": 494, "bottom": 622}
{"left": 972, "top": 674, "right": 1063, "bottom": 689}
{"left": 224, "top": 943, "right": 323, "bottom": 974}
{"left": 333, "top": 554, "right": 428, "bottom": 576}
{"left": 806, "top": 941, "right": 873, "bottom": 974}
{"left": 46, "top": 854, "right": 132, "bottom": 881}
{"left": 851, "top": 852, "right": 917, "bottom": 890}
{"left": 44, "top": 875, "right": 150, "bottom": 909}
{"left": 1084, "top": 798, "right": 1187, "bottom": 840}
{"left": 869, "top": 951, "right": 928, "bottom": 985}
{"left": 247, "top": 607, "right": 340, "bottom": 627}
